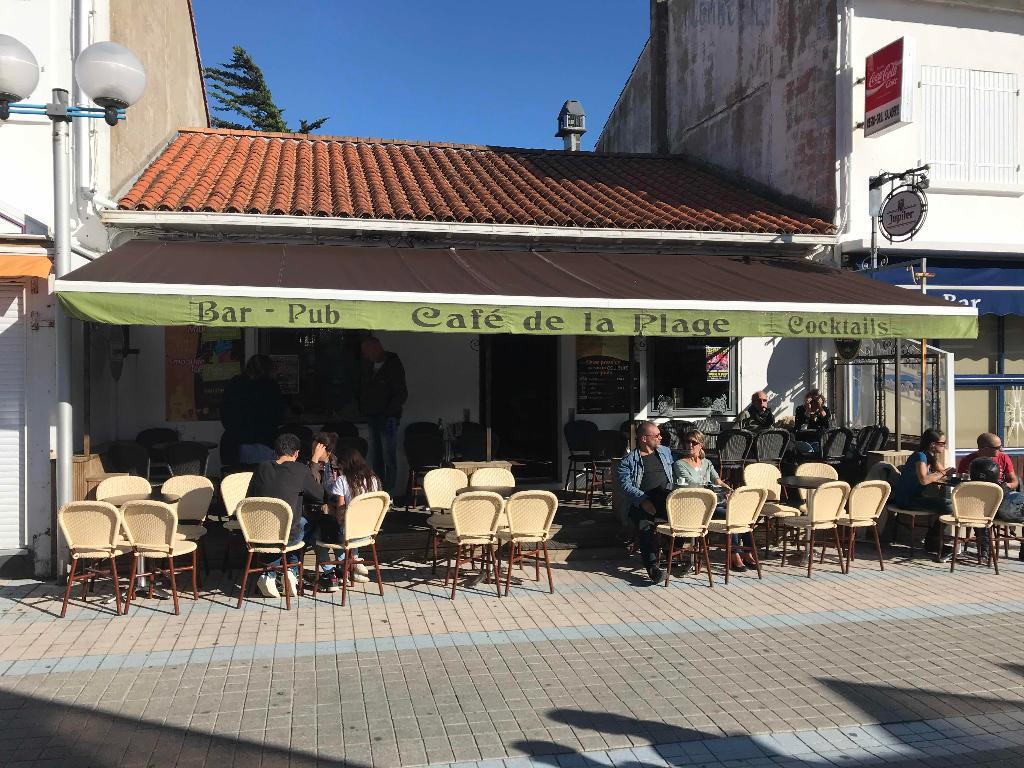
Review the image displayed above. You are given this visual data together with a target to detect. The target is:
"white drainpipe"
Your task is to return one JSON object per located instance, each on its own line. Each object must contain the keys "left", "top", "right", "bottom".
{"left": 73, "top": 0, "right": 94, "bottom": 223}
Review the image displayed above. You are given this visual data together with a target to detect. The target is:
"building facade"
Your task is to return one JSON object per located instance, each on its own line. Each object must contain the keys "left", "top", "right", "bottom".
{"left": 0, "top": 0, "right": 206, "bottom": 575}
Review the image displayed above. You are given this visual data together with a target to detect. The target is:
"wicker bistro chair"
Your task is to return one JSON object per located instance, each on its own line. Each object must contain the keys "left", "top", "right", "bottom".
{"left": 235, "top": 497, "right": 304, "bottom": 610}
{"left": 422, "top": 468, "right": 468, "bottom": 574}
{"left": 585, "top": 430, "right": 628, "bottom": 510}
{"left": 754, "top": 429, "right": 792, "bottom": 467}
{"left": 708, "top": 486, "right": 769, "bottom": 584}
{"left": 162, "top": 475, "right": 215, "bottom": 580}
{"left": 163, "top": 441, "right": 211, "bottom": 477}
{"left": 102, "top": 440, "right": 152, "bottom": 480}
{"left": 57, "top": 501, "right": 131, "bottom": 617}
{"left": 313, "top": 491, "right": 391, "bottom": 605}
{"left": 445, "top": 491, "right": 504, "bottom": 600}
{"left": 836, "top": 480, "right": 891, "bottom": 572}
{"left": 940, "top": 481, "right": 1004, "bottom": 573}
{"left": 780, "top": 481, "right": 851, "bottom": 577}
{"left": 743, "top": 462, "right": 801, "bottom": 557}
{"left": 470, "top": 467, "right": 516, "bottom": 489}
{"left": 403, "top": 422, "right": 445, "bottom": 510}
{"left": 496, "top": 491, "right": 559, "bottom": 595}
{"left": 216, "top": 471, "right": 253, "bottom": 573}
{"left": 121, "top": 500, "right": 199, "bottom": 615}
{"left": 95, "top": 474, "right": 152, "bottom": 503}
{"left": 563, "top": 420, "right": 599, "bottom": 493}
{"left": 656, "top": 488, "right": 717, "bottom": 588}
{"left": 715, "top": 429, "right": 755, "bottom": 486}
{"left": 794, "top": 462, "right": 840, "bottom": 512}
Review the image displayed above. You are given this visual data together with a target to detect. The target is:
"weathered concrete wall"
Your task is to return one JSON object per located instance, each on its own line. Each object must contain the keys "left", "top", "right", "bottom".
{"left": 595, "top": 42, "right": 653, "bottom": 153}
{"left": 599, "top": 0, "right": 838, "bottom": 214}
{"left": 109, "top": 0, "right": 207, "bottom": 195}
{"left": 665, "top": 0, "right": 837, "bottom": 212}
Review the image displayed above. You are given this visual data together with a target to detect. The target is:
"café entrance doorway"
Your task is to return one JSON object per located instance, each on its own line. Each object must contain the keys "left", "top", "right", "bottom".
{"left": 482, "top": 334, "right": 559, "bottom": 481}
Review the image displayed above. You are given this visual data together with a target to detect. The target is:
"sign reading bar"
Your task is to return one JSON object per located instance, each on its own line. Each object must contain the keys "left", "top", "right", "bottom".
{"left": 576, "top": 337, "right": 628, "bottom": 414}
{"left": 58, "top": 292, "right": 978, "bottom": 340}
{"left": 865, "top": 37, "right": 915, "bottom": 138}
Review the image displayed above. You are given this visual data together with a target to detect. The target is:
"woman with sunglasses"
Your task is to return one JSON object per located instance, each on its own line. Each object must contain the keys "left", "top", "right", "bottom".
{"left": 672, "top": 431, "right": 755, "bottom": 571}
{"left": 891, "top": 428, "right": 955, "bottom": 558}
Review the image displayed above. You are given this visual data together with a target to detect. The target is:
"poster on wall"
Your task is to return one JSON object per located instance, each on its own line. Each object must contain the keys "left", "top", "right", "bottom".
{"left": 864, "top": 37, "right": 915, "bottom": 137}
{"left": 165, "top": 326, "right": 244, "bottom": 421}
{"left": 269, "top": 354, "right": 300, "bottom": 395}
{"left": 576, "top": 336, "right": 628, "bottom": 414}
{"left": 706, "top": 346, "right": 730, "bottom": 382}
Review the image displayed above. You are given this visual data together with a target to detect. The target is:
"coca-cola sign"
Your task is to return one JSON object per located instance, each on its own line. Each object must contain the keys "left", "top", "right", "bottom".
{"left": 865, "top": 38, "right": 915, "bottom": 138}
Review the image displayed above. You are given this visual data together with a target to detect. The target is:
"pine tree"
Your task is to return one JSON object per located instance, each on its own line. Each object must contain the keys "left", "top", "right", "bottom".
{"left": 204, "top": 46, "right": 329, "bottom": 134}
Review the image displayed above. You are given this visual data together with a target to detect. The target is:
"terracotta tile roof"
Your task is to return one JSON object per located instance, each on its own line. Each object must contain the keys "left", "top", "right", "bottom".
{"left": 118, "top": 128, "right": 834, "bottom": 235}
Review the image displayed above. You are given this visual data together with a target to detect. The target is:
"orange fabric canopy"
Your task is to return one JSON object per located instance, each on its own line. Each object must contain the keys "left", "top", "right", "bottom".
{"left": 0, "top": 255, "right": 51, "bottom": 278}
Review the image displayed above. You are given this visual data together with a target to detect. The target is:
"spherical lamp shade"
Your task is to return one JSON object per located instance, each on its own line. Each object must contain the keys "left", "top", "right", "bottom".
{"left": 0, "top": 34, "right": 40, "bottom": 102}
{"left": 74, "top": 41, "right": 145, "bottom": 109}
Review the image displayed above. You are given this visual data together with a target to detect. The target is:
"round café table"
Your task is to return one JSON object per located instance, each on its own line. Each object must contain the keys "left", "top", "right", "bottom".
{"left": 455, "top": 486, "right": 515, "bottom": 497}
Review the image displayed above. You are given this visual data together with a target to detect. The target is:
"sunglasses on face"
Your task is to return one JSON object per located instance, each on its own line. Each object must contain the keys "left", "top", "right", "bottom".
{"left": 933, "top": 441, "right": 947, "bottom": 447}
{"left": 685, "top": 440, "right": 701, "bottom": 446}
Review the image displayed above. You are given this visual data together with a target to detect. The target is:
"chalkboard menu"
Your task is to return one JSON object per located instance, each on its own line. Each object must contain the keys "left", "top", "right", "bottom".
{"left": 576, "top": 337, "right": 628, "bottom": 414}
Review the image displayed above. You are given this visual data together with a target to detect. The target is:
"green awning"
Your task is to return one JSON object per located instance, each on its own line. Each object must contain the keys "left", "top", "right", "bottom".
{"left": 55, "top": 241, "right": 978, "bottom": 339}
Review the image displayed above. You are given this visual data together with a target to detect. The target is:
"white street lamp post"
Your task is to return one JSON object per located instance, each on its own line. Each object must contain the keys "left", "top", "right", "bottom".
{"left": 0, "top": 34, "right": 145, "bottom": 514}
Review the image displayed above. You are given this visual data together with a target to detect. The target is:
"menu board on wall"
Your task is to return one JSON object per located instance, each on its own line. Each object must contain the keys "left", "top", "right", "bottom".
{"left": 165, "top": 326, "right": 244, "bottom": 421}
{"left": 576, "top": 337, "right": 629, "bottom": 414}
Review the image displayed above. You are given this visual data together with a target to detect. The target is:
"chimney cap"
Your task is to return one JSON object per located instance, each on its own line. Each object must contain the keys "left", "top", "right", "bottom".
{"left": 556, "top": 99, "right": 586, "bottom": 138}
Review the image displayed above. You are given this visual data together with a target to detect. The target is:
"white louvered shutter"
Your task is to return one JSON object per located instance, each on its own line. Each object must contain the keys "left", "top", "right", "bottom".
{"left": 922, "top": 66, "right": 1019, "bottom": 185}
{"left": 0, "top": 287, "right": 25, "bottom": 550}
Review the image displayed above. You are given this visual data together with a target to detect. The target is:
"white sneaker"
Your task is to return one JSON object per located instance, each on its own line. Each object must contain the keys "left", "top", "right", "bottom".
{"left": 353, "top": 562, "right": 369, "bottom": 576}
{"left": 283, "top": 570, "right": 298, "bottom": 597}
{"left": 256, "top": 573, "right": 280, "bottom": 599}
{"left": 351, "top": 573, "right": 371, "bottom": 583}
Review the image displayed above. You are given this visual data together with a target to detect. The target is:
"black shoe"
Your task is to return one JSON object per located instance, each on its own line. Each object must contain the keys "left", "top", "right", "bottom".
{"left": 679, "top": 559, "right": 694, "bottom": 575}
{"left": 646, "top": 564, "right": 664, "bottom": 583}
{"left": 1018, "top": 550, "right": 1024, "bottom": 562}
{"left": 729, "top": 561, "right": 747, "bottom": 573}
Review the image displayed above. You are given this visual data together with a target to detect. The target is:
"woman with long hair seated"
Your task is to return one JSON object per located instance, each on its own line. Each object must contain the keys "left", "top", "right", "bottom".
{"left": 317, "top": 446, "right": 382, "bottom": 592}
{"left": 672, "top": 430, "right": 754, "bottom": 572}
{"left": 891, "top": 428, "right": 954, "bottom": 558}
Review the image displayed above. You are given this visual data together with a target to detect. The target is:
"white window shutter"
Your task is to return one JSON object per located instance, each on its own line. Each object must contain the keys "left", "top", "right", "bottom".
{"left": 970, "top": 70, "right": 1018, "bottom": 185}
{"left": 922, "top": 66, "right": 970, "bottom": 183}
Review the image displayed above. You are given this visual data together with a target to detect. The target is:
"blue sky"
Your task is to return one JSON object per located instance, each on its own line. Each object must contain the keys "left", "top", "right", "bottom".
{"left": 192, "top": 1, "right": 649, "bottom": 151}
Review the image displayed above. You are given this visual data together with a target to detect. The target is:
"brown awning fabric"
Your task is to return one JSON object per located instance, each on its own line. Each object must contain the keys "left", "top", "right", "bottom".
{"left": 55, "top": 240, "right": 977, "bottom": 338}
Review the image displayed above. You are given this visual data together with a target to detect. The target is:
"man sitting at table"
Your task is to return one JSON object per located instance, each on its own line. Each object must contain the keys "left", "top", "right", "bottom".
{"left": 958, "top": 433, "right": 1024, "bottom": 560}
{"left": 247, "top": 433, "right": 327, "bottom": 598}
{"left": 617, "top": 421, "right": 676, "bottom": 584}
{"left": 739, "top": 391, "right": 775, "bottom": 432}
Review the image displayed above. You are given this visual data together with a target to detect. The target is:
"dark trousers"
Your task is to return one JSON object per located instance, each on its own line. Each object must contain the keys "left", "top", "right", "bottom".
{"left": 631, "top": 488, "right": 670, "bottom": 567}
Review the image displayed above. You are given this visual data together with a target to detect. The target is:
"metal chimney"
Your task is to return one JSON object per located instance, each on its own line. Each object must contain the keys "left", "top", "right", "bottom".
{"left": 556, "top": 100, "right": 586, "bottom": 151}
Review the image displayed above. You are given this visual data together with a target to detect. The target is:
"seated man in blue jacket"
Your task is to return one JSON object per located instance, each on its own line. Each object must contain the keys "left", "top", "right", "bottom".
{"left": 617, "top": 421, "right": 676, "bottom": 583}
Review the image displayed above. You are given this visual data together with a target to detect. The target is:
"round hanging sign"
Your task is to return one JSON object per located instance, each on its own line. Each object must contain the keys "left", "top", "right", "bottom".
{"left": 879, "top": 184, "right": 927, "bottom": 242}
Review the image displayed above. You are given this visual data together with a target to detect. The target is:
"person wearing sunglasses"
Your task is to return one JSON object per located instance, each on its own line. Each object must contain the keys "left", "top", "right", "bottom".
{"left": 739, "top": 391, "right": 775, "bottom": 432}
{"left": 617, "top": 421, "right": 676, "bottom": 583}
{"left": 891, "top": 428, "right": 955, "bottom": 559}
{"left": 958, "top": 433, "right": 1024, "bottom": 560}
{"left": 672, "top": 431, "right": 753, "bottom": 571}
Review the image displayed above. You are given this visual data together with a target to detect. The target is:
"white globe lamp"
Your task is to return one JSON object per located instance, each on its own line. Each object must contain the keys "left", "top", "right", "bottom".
{"left": 0, "top": 34, "right": 40, "bottom": 119}
{"left": 74, "top": 41, "right": 146, "bottom": 124}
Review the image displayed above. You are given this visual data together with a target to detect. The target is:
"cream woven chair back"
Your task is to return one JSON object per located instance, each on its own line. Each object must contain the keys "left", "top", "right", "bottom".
{"left": 451, "top": 491, "right": 504, "bottom": 538}
{"left": 470, "top": 467, "right": 515, "bottom": 488}
{"left": 952, "top": 481, "right": 1004, "bottom": 524}
{"left": 96, "top": 475, "right": 151, "bottom": 502}
{"left": 806, "top": 481, "right": 851, "bottom": 524}
{"left": 220, "top": 471, "right": 253, "bottom": 518}
{"left": 344, "top": 491, "right": 391, "bottom": 543}
{"left": 122, "top": 501, "right": 178, "bottom": 554}
{"left": 743, "top": 463, "right": 783, "bottom": 501}
{"left": 505, "top": 491, "right": 558, "bottom": 538}
{"left": 58, "top": 501, "right": 122, "bottom": 551}
{"left": 726, "top": 486, "right": 769, "bottom": 528}
{"left": 236, "top": 497, "right": 292, "bottom": 546}
{"left": 847, "top": 480, "right": 890, "bottom": 522}
{"left": 795, "top": 462, "right": 839, "bottom": 501}
{"left": 665, "top": 488, "right": 717, "bottom": 533}
{"left": 162, "top": 475, "right": 214, "bottom": 522}
{"left": 423, "top": 468, "right": 468, "bottom": 509}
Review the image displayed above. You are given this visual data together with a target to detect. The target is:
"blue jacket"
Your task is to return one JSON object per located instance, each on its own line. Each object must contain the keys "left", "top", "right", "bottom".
{"left": 616, "top": 445, "right": 675, "bottom": 505}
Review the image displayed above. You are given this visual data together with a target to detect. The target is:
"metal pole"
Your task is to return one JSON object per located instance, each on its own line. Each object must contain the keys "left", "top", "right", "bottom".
{"left": 920, "top": 257, "right": 928, "bottom": 434}
{"left": 53, "top": 89, "right": 74, "bottom": 511}
{"left": 895, "top": 339, "right": 902, "bottom": 451}
{"left": 870, "top": 212, "right": 878, "bottom": 271}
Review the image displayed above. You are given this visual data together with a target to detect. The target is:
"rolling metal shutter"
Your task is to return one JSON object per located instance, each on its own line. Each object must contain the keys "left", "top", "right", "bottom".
{"left": 0, "top": 286, "right": 25, "bottom": 550}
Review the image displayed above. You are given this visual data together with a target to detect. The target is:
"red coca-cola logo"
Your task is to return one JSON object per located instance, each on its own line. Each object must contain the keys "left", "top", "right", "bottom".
{"left": 867, "top": 61, "right": 901, "bottom": 92}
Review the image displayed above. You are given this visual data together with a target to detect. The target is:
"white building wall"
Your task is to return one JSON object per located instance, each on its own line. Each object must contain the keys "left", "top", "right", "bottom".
{"left": 845, "top": 0, "right": 1024, "bottom": 254}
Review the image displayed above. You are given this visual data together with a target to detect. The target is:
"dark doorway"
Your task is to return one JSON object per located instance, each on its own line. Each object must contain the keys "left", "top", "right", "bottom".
{"left": 482, "top": 334, "right": 559, "bottom": 481}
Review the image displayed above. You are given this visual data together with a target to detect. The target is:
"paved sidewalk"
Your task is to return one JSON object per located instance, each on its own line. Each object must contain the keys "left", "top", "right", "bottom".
{"left": 1, "top": 550, "right": 1024, "bottom": 767}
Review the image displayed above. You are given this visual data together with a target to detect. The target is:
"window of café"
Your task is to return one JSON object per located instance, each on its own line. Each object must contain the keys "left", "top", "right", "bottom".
{"left": 646, "top": 337, "right": 737, "bottom": 415}
{"left": 257, "top": 329, "right": 370, "bottom": 423}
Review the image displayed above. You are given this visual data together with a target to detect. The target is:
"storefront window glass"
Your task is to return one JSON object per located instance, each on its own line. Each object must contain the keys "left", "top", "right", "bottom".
{"left": 1003, "top": 316, "right": 1024, "bottom": 374}
{"left": 257, "top": 329, "right": 369, "bottom": 422}
{"left": 647, "top": 337, "right": 734, "bottom": 414}
{"left": 955, "top": 387, "right": 997, "bottom": 448}
{"left": 1004, "top": 386, "right": 1024, "bottom": 449}
{"left": 941, "top": 315, "right": 998, "bottom": 375}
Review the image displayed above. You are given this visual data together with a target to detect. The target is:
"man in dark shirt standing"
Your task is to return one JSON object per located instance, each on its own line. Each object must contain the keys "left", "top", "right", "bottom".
{"left": 359, "top": 337, "right": 408, "bottom": 494}
{"left": 740, "top": 391, "right": 775, "bottom": 432}
{"left": 247, "top": 433, "right": 326, "bottom": 598}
